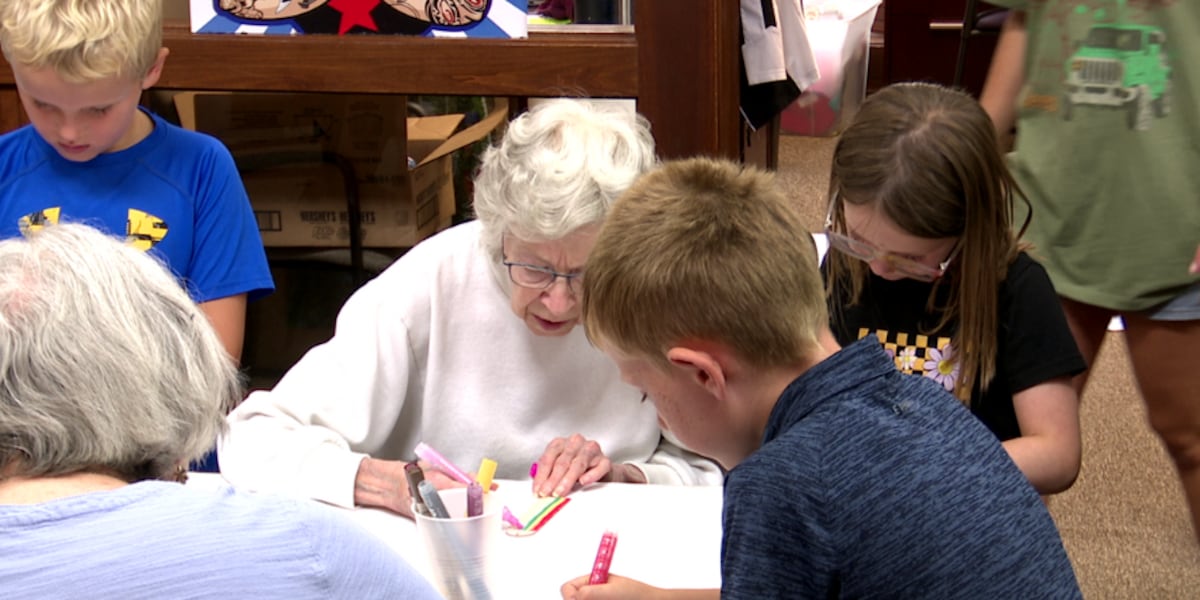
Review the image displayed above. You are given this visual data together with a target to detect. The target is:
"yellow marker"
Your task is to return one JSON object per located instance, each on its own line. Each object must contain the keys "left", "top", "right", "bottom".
{"left": 476, "top": 458, "right": 498, "bottom": 494}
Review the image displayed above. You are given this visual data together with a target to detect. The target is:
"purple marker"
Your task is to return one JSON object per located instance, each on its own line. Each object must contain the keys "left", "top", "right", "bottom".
{"left": 413, "top": 442, "right": 474, "bottom": 484}
{"left": 467, "top": 481, "right": 484, "bottom": 517}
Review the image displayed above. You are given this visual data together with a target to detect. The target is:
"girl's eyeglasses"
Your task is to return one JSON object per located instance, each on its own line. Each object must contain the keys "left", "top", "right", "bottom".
{"left": 824, "top": 197, "right": 959, "bottom": 282}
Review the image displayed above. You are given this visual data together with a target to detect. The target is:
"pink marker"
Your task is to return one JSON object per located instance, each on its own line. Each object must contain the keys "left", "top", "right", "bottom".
{"left": 501, "top": 506, "right": 523, "bottom": 529}
{"left": 529, "top": 462, "right": 538, "bottom": 478}
{"left": 588, "top": 530, "right": 619, "bottom": 585}
{"left": 413, "top": 442, "right": 473, "bottom": 484}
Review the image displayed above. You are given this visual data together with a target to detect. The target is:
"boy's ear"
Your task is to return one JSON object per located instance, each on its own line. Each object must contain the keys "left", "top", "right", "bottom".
{"left": 140, "top": 48, "right": 170, "bottom": 90}
{"left": 666, "top": 346, "right": 727, "bottom": 399}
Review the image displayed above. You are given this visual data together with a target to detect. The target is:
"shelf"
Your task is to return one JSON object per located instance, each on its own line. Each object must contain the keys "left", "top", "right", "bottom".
{"left": 153, "top": 22, "right": 638, "bottom": 98}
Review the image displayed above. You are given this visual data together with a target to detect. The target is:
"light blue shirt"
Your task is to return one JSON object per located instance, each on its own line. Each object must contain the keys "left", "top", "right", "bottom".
{"left": 0, "top": 480, "right": 441, "bottom": 599}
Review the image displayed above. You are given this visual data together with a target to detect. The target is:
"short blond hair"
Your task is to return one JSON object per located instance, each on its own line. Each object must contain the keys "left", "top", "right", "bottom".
{"left": 0, "top": 0, "right": 162, "bottom": 82}
{"left": 583, "top": 157, "right": 827, "bottom": 369}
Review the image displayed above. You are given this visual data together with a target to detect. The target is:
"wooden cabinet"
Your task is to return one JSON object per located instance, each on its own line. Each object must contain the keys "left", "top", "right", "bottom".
{"left": 884, "top": 0, "right": 1003, "bottom": 96}
{"left": 0, "top": 1, "right": 773, "bottom": 167}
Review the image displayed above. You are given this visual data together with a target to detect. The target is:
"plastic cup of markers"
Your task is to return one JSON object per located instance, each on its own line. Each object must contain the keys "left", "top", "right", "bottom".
{"left": 413, "top": 487, "right": 501, "bottom": 600}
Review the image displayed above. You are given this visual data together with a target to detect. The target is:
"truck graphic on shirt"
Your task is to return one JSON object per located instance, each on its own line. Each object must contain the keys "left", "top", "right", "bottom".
{"left": 1062, "top": 24, "right": 1171, "bottom": 131}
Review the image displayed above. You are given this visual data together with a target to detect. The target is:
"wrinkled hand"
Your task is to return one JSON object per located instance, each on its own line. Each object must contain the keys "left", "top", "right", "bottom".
{"left": 353, "top": 457, "right": 489, "bottom": 520}
{"left": 533, "top": 433, "right": 620, "bottom": 498}
{"left": 560, "top": 574, "right": 664, "bottom": 600}
{"left": 354, "top": 457, "right": 420, "bottom": 518}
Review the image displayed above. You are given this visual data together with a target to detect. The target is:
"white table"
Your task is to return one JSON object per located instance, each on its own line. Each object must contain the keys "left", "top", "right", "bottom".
{"left": 188, "top": 474, "right": 724, "bottom": 597}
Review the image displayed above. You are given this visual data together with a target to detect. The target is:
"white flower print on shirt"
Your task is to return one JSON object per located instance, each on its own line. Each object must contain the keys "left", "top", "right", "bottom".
{"left": 897, "top": 346, "right": 919, "bottom": 372}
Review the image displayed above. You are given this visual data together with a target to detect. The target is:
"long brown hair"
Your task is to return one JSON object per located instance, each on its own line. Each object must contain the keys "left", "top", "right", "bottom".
{"left": 824, "top": 82, "right": 1031, "bottom": 403}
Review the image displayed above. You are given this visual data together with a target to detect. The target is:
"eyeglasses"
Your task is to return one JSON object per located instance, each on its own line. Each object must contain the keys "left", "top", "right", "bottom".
{"left": 502, "top": 259, "right": 584, "bottom": 292}
{"left": 824, "top": 196, "right": 959, "bottom": 282}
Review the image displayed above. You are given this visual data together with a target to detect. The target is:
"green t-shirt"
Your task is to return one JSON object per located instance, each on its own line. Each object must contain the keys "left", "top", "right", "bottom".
{"left": 990, "top": 0, "right": 1199, "bottom": 310}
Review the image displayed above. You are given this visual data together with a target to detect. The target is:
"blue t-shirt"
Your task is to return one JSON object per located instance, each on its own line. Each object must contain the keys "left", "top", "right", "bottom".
{"left": 0, "top": 109, "right": 273, "bottom": 303}
{"left": 0, "top": 481, "right": 442, "bottom": 599}
{"left": 720, "top": 338, "right": 1081, "bottom": 598}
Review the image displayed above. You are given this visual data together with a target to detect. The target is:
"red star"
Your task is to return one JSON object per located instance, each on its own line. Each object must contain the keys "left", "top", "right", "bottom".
{"left": 327, "top": 0, "right": 380, "bottom": 34}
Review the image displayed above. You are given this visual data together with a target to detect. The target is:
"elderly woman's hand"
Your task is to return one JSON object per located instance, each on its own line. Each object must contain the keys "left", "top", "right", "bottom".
{"left": 532, "top": 434, "right": 646, "bottom": 497}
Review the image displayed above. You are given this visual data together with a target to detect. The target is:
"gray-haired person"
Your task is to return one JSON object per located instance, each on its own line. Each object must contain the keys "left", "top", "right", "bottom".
{"left": 220, "top": 99, "right": 723, "bottom": 518}
{"left": 0, "top": 223, "right": 440, "bottom": 599}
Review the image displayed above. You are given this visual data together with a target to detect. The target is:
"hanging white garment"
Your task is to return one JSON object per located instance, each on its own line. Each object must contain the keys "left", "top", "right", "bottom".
{"left": 741, "top": 0, "right": 820, "bottom": 91}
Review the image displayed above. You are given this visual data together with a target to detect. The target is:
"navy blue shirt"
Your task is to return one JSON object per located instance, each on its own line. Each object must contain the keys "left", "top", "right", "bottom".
{"left": 720, "top": 338, "right": 1080, "bottom": 598}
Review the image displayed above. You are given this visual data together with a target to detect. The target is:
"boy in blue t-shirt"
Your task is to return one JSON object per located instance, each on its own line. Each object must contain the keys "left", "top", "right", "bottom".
{"left": 0, "top": 0, "right": 273, "bottom": 363}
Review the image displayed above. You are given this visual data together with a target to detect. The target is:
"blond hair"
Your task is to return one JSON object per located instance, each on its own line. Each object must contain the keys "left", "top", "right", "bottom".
{"left": 0, "top": 0, "right": 162, "bottom": 82}
{"left": 583, "top": 157, "right": 826, "bottom": 369}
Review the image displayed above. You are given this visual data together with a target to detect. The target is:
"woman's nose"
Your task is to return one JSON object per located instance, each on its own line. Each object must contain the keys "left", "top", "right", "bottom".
{"left": 540, "top": 277, "right": 575, "bottom": 314}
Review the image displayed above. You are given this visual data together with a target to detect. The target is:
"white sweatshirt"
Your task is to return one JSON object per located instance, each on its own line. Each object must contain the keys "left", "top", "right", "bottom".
{"left": 220, "top": 221, "right": 724, "bottom": 507}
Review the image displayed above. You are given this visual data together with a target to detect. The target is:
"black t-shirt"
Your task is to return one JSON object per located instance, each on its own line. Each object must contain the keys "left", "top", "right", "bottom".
{"left": 825, "top": 252, "right": 1086, "bottom": 441}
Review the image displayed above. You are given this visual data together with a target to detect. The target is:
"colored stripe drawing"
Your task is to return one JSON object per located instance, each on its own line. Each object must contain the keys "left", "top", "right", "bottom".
{"left": 519, "top": 496, "right": 570, "bottom": 532}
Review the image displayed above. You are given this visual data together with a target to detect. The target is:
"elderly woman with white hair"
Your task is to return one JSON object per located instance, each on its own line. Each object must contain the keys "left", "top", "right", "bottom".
{"left": 0, "top": 223, "right": 440, "bottom": 598}
{"left": 219, "top": 99, "right": 723, "bottom": 518}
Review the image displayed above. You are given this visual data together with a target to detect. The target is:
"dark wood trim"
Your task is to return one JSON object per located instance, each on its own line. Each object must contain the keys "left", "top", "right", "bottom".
{"left": 0, "top": 24, "right": 638, "bottom": 98}
{"left": 162, "top": 24, "right": 638, "bottom": 97}
{"left": 883, "top": 0, "right": 1001, "bottom": 96}
{"left": 0, "top": 89, "right": 23, "bottom": 133}
{"left": 635, "top": 0, "right": 742, "bottom": 161}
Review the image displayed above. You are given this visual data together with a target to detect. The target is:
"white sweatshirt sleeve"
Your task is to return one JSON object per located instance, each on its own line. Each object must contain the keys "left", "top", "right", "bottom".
{"left": 626, "top": 431, "right": 726, "bottom": 486}
{"left": 219, "top": 273, "right": 417, "bottom": 509}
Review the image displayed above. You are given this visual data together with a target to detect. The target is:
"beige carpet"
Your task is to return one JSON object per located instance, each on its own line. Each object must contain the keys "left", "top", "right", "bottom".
{"left": 776, "top": 134, "right": 1200, "bottom": 598}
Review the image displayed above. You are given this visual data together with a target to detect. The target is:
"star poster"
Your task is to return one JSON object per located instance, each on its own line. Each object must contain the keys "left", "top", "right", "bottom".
{"left": 190, "top": 0, "right": 527, "bottom": 38}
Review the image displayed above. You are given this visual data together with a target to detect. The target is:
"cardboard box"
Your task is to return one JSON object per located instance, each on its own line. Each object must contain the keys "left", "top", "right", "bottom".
{"left": 190, "top": 0, "right": 527, "bottom": 37}
{"left": 176, "top": 92, "right": 506, "bottom": 248}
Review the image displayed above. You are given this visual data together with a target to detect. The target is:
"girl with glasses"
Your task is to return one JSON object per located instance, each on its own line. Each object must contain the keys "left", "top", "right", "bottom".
{"left": 823, "top": 82, "right": 1086, "bottom": 496}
